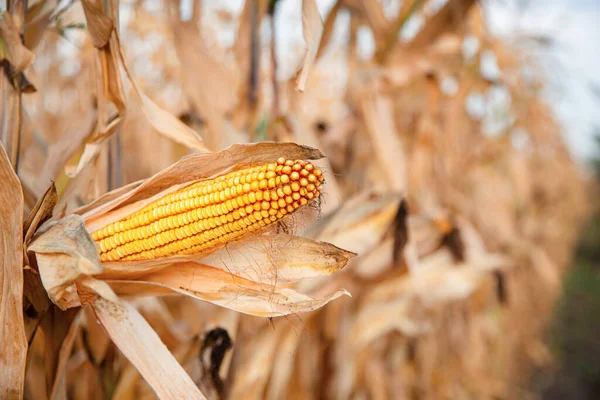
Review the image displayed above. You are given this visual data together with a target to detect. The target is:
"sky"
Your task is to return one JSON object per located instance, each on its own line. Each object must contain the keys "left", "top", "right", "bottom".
{"left": 268, "top": 0, "right": 600, "bottom": 160}
{"left": 483, "top": 0, "right": 600, "bottom": 160}
{"left": 36, "top": 0, "right": 600, "bottom": 161}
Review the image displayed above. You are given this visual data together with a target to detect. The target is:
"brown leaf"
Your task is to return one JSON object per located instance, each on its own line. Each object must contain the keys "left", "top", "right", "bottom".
{"left": 114, "top": 30, "right": 209, "bottom": 153}
{"left": 295, "top": 0, "right": 324, "bottom": 92}
{"left": 23, "top": 10, "right": 52, "bottom": 50}
{"left": 172, "top": 20, "right": 239, "bottom": 150}
{"left": 23, "top": 182, "right": 57, "bottom": 244}
{"left": 80, "top": 0, "right": 113, "bottom": 48}
{"left": 392, "top": 199, "right": 409, "bottom": 268}
{"left": 315, "top": 0, "right": 343, "bottom": 60}
{"left": 0, "top": 143, "right": 27, "bottom": 398}
{"left": 360, "top": 93, "right": 406, "bottom": 191}
{"left": 0, "top": 11, "right": 35, "bottom": 71}
{"left": 1, "top": 60, "right": 36, "bottom": 92}
{"left": 49, "top": 314, "right": 80, "bottom": 400}
{"left": 92, "top": 295, "right": 207, "bottom": 399}
{"left": 408, "top": 0, "right": 476, "bottom": 49}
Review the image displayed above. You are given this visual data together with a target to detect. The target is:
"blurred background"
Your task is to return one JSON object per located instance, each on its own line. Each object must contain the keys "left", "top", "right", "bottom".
{"left": 3, "top": 0, "right": 599, "bottom": 398}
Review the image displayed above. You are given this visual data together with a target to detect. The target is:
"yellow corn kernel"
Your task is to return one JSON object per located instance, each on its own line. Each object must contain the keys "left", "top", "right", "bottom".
{"left": 90, "top": 159, "right": 322, "bottom": 261}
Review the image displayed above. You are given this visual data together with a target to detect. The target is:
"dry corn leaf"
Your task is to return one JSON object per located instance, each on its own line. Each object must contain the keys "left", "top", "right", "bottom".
{"left": 68, "top": 0, "right": 125, "bottom": 178}
{"left": 23, "top": 8, "right": 52, "bottom": 51}
{"left": 0, "top": 11, "right": 35, "bottom": 71}
{"left": 315, "top": 0, "right": 343, "bottom": 60}
{"left": 91, "top": 293, "right": 207, "bottom": 399}
{"left": 49, "top": 314, "right": 80, "bottom": 400}
{"left": 171, "top": 20, "right": 238, "bottom": 150}
{"left": 0, "top": 143, "right": 27, "bottom": 398}
{"left": 114, "top": 31, "right": 209, "bottom": 153}
{"left": 23, "top": 182, "right": 57, "bottom": 244}
{"left": 360, "top": 93, "right": 407, "bottom": 191}
{"left": 295, "top": 0, "right": 324, "bottom": 92}
{"left": 80, "top": 0, "right": 113, "bottom": 48}
{"left": 409, "top": 0, "right": 476, "bottom": 49}
{"left": 228, "top": 326, "right": 279, "bottom": 399}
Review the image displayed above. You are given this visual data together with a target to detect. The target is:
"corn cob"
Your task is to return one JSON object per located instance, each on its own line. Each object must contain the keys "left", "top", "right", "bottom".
{"left": 90, "top": 158, "right": 323, "bottom": 262}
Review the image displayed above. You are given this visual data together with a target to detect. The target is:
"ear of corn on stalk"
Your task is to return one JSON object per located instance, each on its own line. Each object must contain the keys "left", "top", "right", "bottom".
{"left": 90, "top": 158, "right": 323, "bottom": 261}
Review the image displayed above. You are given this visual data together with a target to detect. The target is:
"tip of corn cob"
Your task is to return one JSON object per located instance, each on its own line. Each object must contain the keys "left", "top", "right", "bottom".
{"left": 90, "top": 158, "right": 324, "bottom": 262}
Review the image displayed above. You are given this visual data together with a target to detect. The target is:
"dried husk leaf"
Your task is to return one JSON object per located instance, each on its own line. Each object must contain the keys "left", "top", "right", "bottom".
{"left": 107, "top": 265, "right": 350, "bottom": 318}
{"left": 0, "top": 11, "right": 35, "bottom": 71}
{"left": 0, "top": 143, "right": 27, "bottom": 398}
{"left": 23, "top": 182, "right": 57, "bottom": 244}
{"left": 82, "top": 306, "right": 111, "bottom": 365}
{"left": 294, "top": 0, "right": 324, "bottom": 92}
{"left": 99, "top": 233, "right": 354, "bottom": 284}
{"left": 28, "top": 215, "right": 103, "bottom": 309}
{"left": 227, "top": 326, "right": 280, "bottom": 399}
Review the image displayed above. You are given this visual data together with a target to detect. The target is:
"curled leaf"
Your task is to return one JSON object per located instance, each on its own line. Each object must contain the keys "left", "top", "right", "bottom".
{"left": 295, "top": 0, "right": 324, "bottom": 92}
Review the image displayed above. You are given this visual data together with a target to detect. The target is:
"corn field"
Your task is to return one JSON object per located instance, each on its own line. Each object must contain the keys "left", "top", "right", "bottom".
{"left": 0, "top": 0, "right": 592, "bottom": 399}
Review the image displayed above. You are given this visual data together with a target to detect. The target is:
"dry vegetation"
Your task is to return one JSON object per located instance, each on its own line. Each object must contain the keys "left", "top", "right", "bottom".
{"left": 0, "top": 0, "right": 591, "bottom": 399}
